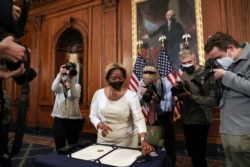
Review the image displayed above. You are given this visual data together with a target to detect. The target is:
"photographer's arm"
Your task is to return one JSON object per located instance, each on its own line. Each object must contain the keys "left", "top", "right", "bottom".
{"left": 221, "top": 69, "right": 250, "bottom": 96}
{"left": 0, "top": 63, "right": 25, "bottom": 79}
{"left": 190, "top": 92, "right": 217, "bottom": 107}
{"left": 51, "top": 65, "right": 66, "bottom": 92}
{"left": 190, "top": 78, "right": 217, "bottom": 106}
{"left": 193, "top": 72, "right": 218, "bottom": 107}
{"left": 67, "top": 82, "right": 81, "bottom": 99}
{"left": 177, "top": 78, "right": 217, "bottom": 107}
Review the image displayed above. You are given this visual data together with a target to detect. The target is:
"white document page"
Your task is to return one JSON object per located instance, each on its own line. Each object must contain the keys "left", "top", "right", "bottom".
{"left": 71, "top": 145, "right": 113, "bottom": 161}
{"left": 99, "top": 148, "right": 142, "bottom": 167}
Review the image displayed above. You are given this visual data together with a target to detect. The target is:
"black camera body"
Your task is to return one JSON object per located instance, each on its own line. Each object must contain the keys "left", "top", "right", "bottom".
{"left": 171, "top": 80, "right": 190, "bottom": 97}
{"left": 143, "top": 83, "right": 157, "bottom": 103}
{"left": 63, "top": 62, "right": 77, "bottom": 76}
{"left": 191, "top": 59, "right": 223, "bottom": 88}
{"left": 5, "top": 50, "right": 37, "bottom": 85}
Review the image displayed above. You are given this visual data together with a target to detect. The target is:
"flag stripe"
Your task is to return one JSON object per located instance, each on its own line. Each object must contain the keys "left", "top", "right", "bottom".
{"left": 128, "top": 73, "right": 139, "bottom": 92}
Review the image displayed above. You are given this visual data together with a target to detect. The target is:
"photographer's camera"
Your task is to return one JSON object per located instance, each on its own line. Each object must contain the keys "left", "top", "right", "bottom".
{"left": 171, "top": 80, "right": 190, "bottom": 97}
{"left": 4, "top": 57, "right": 37, "bottom": 85}
{"left": 143, "top": 83, "right": 157, "bottom": 103}
{"left": 62, "top": 62, "right": 77, "bottom": 76}
{"left": 191, "top": 59, "right": 223, "bottom": 88}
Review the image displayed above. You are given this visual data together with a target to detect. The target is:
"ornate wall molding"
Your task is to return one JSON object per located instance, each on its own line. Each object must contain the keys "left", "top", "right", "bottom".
{"left": 30, "top": 0, "right": 55, "bottom": 8}
{"left": 15, "top": 0, "right": 56, "bottom": 8}
{"left": 103, "top": 0, "right": 118, "bottom": 12}
{"left": 30, "top": 15, "right": 43, "bottom": 31}
{"left": 64, "top": 17, "right": 74, "bottom": 28}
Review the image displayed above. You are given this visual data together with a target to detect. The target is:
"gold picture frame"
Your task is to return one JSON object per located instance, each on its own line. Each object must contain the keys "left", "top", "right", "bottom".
{"left": 131, "top": 0, "right": 205, "bottom": 65}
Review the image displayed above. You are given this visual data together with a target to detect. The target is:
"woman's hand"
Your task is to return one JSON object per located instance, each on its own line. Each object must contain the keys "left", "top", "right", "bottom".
{"left": 98, "top": 122, "right": 112, "bottom": 137}
{"left": 141, "top": 141, "right": 155, "bottom": 155}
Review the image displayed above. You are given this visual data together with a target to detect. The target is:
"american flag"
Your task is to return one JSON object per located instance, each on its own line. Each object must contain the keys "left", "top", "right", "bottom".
{"left": 129, "top": 53, "right": 146, "bottom": 92}
{"left": 128, "top": 51, "right": 148, "bottom": 117}
{"left": 157, "top": 46, "right": 182, "bottom": 121}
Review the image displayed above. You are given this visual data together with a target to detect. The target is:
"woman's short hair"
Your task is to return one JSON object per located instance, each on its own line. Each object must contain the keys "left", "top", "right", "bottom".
{"left": 142, "top": 66, "right": 159, "bottom": 84}
{"left": 105, "top": 62, "right": 127, "bottom": 82}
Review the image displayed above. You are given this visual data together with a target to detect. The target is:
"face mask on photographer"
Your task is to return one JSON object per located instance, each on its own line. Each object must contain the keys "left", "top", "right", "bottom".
{"left": 181, "top": 63, "right": 195, "bottom": 74}
{"left": 61, "top": 74, "right": 68, "bottom": 83}
{"left": 216, "top": 51, "right": 234, "bottom": 70}
{"left": 109, "top": 81, "right": 124, "bottom": 90}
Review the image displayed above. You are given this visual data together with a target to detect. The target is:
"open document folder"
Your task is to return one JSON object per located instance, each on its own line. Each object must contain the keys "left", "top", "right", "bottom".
{"left": 70, "top": 144, "right": 142, "bottom": 166}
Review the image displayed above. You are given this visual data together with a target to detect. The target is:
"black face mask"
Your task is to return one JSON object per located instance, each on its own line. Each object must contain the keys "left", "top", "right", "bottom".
{"left": 182, "top": 65, "right": 195, "bottom": 74}
{"left": 109, "top": 81, "right": 124, "bottom": 90}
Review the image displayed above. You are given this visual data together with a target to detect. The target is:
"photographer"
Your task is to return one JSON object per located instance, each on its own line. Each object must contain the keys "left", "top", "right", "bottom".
{"left": 137, "top": 66, "right": 176, "bottom": 167}
{"left": 0, "top": 3, "right": 28, "bottom": 166}
{"left": 173, "top": 49, "right": 217, "bottom": 167}
{"left": 204, "top": 32, "right": 250, "bottom": 167}
{"left": 51, "top": 63, "right": 84, "bottom": 150}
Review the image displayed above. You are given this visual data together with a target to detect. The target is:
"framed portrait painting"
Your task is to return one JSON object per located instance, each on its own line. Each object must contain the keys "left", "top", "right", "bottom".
{"left": 131, "top": 0, "right": 204, "bottom": 72}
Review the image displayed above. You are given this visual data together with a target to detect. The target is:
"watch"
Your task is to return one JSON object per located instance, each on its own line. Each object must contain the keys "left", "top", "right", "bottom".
{"left": 141, "top": 137, "right": 149, "bottom": 142}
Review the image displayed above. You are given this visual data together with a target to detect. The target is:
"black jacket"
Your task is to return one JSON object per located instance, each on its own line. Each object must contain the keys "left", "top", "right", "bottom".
{"left": 0, "top": 0, "right": 15, "bottom": 34}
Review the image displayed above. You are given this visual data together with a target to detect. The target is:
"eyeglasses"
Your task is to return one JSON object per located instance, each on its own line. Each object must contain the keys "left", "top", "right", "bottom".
{"left": 143, "top": 71, "right": 156, "bottom": 74}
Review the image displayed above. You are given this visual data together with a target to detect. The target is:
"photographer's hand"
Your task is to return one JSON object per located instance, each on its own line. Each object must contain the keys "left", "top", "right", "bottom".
{"left": 12, "top": 5, "right": 21, "bottom": 21}
{"left": 65, "top": 81, "right": 72, "bottom": 89}
{"left": 0, "top": 36, "right": 26, "bottom": 63}
{"left": 152, "top": 91, "right": 159, "bottom": 103}
{"left": 213, "top": 69, "right": 226, "bottom": 80}
{"left": 173, "top": 81, "right": 180, "bottom": 87}
{"left": 184, "top": 87, "right": 191, "bottom": 96}
{"left": 59, "top": 65, "right": 67, "bottom": 75}
{"left": 179, "top": 87, "right": 191, "bottom": 97}
{"left": 0, "top": 63, "right": 25, "bottom": 79}
{"left": 141, "top": 84, "right": 147, "bottom": 95}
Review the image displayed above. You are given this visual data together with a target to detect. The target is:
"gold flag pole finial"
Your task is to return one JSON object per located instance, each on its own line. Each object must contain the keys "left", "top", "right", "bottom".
{"left": 182, "top": 33, "right": 191, "bottom": 49}
{"left": 137, "top": 40, "right": 143, "bottom": 55}
{"left": 159, "top": 35, "right": 167, "bottom": 48}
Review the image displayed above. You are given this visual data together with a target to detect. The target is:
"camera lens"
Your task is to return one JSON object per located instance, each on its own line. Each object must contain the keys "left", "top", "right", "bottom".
{"left": 69, "top": 69, "right": 77, "bottom": 76}
{"left": 64, "top": 62, "right": 77, "bottom": 76}
{"left": 143, "top": 92, "right": 153, "bottom": 103}
{"left": 142, "top": 84, "right": 156, "bottom": 103}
